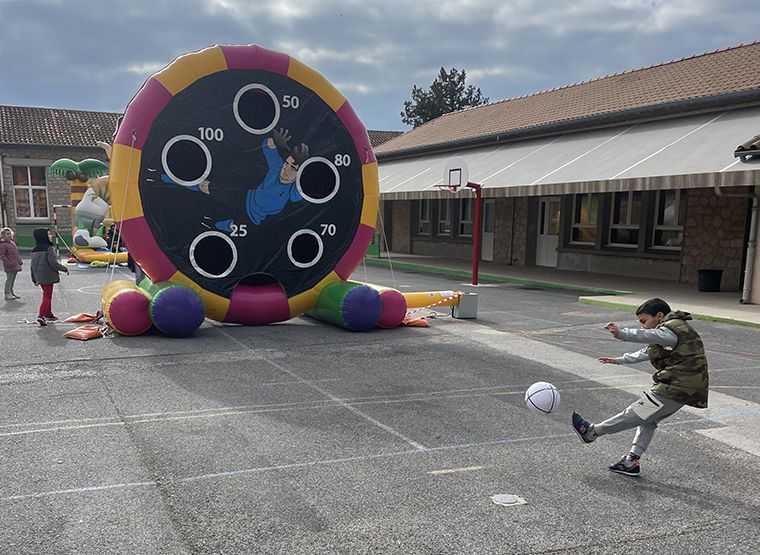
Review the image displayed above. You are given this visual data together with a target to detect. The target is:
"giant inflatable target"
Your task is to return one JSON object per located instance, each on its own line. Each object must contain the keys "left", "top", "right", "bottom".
{"left": 109, "top": 45, "right": 378, "bottom": 324}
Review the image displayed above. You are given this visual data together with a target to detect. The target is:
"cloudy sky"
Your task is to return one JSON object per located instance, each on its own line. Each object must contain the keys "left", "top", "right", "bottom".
{"left": 1, "top": 0, "right": 759, "bottom": 131}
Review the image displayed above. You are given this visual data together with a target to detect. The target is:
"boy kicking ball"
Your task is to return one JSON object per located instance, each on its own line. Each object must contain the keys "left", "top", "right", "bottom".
{"left": 572, "top": 298, "right": 709, "bottom": 476}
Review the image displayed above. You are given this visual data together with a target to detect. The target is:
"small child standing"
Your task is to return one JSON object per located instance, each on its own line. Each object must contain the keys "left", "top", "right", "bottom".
{"left": 572, "top": 298, "right": 709, "bottom": 476}
{"left": 30, "top": 228, "right": 69, "bottom": 326}
{"left": 0, "top": 227, "right": 23, "bottom": 300}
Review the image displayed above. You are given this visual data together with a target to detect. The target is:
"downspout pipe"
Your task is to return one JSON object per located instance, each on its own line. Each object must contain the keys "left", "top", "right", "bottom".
{"left": 714, "top": 182, "right": 758, "bottom": 304}
{"left": 0, "top": 155, "right": 6, "bottom": 227}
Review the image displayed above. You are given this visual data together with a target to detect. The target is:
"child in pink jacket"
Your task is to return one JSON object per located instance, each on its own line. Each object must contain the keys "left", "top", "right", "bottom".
{"left": 0, "top": 227, "right": 23, "bottom": 300}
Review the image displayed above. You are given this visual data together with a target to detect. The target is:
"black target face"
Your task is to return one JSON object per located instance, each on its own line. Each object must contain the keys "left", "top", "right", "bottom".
{"left": 138, "top": 69, "right": 364, "bottom": 298}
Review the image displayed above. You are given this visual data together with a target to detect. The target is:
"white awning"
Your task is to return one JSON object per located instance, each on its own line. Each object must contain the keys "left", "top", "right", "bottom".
{"left": 379, "top": 106, "right": 760, "bottom": 199}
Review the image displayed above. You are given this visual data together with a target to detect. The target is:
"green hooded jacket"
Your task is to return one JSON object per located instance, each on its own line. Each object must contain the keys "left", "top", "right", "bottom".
{"left": 647, "top": 311, "right": 709, "bottom": 408}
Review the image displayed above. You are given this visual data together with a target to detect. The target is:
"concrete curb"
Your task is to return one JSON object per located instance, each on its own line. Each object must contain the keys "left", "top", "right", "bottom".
{"left": 579, "top": 297, "right": 760, "bottom": 329}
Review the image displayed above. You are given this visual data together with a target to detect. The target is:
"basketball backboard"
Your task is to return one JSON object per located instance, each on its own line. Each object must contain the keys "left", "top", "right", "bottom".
{"left": 440, "top": 157, "right": 468, "bottom": 192}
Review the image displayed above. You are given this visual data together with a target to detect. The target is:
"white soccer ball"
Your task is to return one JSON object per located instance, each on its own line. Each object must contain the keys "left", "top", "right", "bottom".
{"left": 525, "top": 382, "right": 560, "bottom": 414}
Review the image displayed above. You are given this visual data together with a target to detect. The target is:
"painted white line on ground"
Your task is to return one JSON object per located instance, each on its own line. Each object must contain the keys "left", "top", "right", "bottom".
{"left": 4, "top": 481, "right": 156, "bottom": 501}
{"left": 439, "top": 320, "right": 760, "bottom": 458}
{"left": 1, "top": 419, "right": 711, "bottom": 502}
{"left": 428, "top": 465, "right": 484, "bottom": 475}
{"left": 213, "top": 326, "right": 428, "bottom": 451}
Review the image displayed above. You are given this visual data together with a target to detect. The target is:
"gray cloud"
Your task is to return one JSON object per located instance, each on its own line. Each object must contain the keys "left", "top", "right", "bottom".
{"left": 1, "top": 0, "right": 758, "bottom": 130}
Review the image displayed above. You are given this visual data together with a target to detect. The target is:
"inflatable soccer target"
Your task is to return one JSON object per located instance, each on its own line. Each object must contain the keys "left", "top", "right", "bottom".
{"left": 109, "top": 45, "right": 378, "bottom": 324}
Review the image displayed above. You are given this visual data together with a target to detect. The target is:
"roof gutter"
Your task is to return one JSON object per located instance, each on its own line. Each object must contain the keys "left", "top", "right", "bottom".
{"left": 377, "top": 88, "right": 760, "bottom": 162}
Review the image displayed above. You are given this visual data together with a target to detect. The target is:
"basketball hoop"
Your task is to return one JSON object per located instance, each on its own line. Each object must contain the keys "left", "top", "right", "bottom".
{"left": 435, "top": 157, "right": 468, "bottom": 193}
{"left": 434, "top": 183, "right": 460, "bottom": 193}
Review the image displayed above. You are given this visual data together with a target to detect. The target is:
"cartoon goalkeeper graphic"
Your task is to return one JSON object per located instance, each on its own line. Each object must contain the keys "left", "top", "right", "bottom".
{"left": 159, "top": 127, "right": 310, "bottom": 229}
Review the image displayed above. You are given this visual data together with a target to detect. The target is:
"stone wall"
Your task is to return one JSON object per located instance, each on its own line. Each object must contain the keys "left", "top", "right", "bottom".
{"left": 391, "top": 200, "right": 411, "bottom": 253}
{"left": 490, "top": 197, "right": 528, "bottom": 265}
{"left": 680, "top": 187, "right": 749, "bottom": 290}
{"left": 511, "top": 197, "right": 529, "bottom": 266}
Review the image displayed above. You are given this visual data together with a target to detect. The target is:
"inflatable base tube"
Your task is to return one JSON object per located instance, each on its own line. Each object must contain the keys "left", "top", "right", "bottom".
{"left": 75, "top": 249, "right": 129, "bottom": 264}
{"left": 402, "top": 290, "right": 461, "bottom": 309}
{"left": 225, "top": 283, "right": 290, "bottom": 325}
{"left": 140, "top": 279, "right": 205, "bottom": 337}
{"left": 309, "top": 281, "right": 381, "bottom": 331}
{"left": 101, "top": 280, "right": 152, "bottom": 336}
{"left": 353, "top": 282, "right": 407, "bottom": 329}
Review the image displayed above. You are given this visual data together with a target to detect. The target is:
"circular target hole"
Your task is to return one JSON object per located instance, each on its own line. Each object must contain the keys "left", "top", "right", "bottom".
{"left": 189, "top": 231, "right": 237, "bottom": 279}
{"left": 287, "top": 229, "right": 323, "bottom": 269}
{"left": 161, "top": 135, "right": 211, "bottom": 186}
{"left": 297, "top": 157, "right": 340, "bottom": 204}
{"left": 233, "top": 84, "right": 280, "bottom": 135}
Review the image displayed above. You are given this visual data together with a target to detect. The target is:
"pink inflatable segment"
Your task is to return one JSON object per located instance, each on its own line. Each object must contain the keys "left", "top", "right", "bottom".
{"left": 337, "top": 101, "right": 376, "bottom": 165}
{"left": 120, "top": 217, "right": 177, "bottom": 282}
{"left": 220, "top": 45, "right": 290, "bottom": 74}
{"left": 114, "top": 78, "right": 172, "bottom": 150}
{"left": 377, "top": 289, "right": 407, "bottom": 329}
{"left": 225, "top": 283, "right": 291, "bottom": 324}
{"left": 334, "top": 224, "right": 374, "bottom": 280}
{"left": 109, "top": 291, "right": 152, "bottom": 336}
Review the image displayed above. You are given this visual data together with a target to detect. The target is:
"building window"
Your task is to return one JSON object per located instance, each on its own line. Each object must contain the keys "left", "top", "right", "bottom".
{"left": 437, "top": 199, "right": 451, "bottom": 235}
{"left": 417, "top": 199, "right": 430, "bottom": 235}
{"left": 652, "top": 190, "right": 685, "bottom": 249}
{"left": 608, "top": 191, "right": 641, "bottom": 247}
{"left": 571, "top": 193, "right": 598, "bottom": 244}
{"left": 12, "top": 165, "right": 49, "bottom": 220}
{"left": 458, "top": 198, "right": 474, "bottom": 237}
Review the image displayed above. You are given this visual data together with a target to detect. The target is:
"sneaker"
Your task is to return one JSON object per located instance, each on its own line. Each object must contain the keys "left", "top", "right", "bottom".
{"left": 37, "top": 317, "right": 47, "bottom": 327}
{"left": 572, "top": 412, "right": 597, "bottom": 444}
{"left": 608, "top": 456, "right": 641, "bottom": 477}
{"left": 13, "top": 294, "right": 21, "bottom": 299}
{"left": 44, "top": 315, "right": 59, "bottom": 322}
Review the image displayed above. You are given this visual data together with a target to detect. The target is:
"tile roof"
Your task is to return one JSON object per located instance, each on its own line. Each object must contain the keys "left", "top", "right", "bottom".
{"left": 376, "top": 42, "right": 760, "bottom": 158}
{"left": 367, "top": 130, "right": 405, "bottom": 147}
{"left": 0, "top": 105, "right": 120, "bottom": 147}
{"left": 0, "top": 104, "right": 403, "bottom": 151}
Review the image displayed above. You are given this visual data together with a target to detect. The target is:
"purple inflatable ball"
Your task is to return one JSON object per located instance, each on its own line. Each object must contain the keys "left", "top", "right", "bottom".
{"left": 149, "top": 285, "right": 205, "bottom": 337}
{"left": 343, "top": 285, "right": 382, "bottom": 331}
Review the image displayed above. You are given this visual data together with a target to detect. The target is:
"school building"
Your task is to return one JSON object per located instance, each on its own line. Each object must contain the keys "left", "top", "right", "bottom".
{"left": 375, "top": 42, "right": 760, "bottom": 304}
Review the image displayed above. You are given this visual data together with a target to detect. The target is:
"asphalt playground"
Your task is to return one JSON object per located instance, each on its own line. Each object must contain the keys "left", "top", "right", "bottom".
{"left": 1, "top": 260, "right": 759, "bottom": 554}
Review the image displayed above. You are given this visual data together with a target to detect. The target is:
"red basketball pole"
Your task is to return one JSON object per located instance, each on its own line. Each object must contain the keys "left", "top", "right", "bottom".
{"left": 466, "top": 181, "right": 482, "bottom": 286}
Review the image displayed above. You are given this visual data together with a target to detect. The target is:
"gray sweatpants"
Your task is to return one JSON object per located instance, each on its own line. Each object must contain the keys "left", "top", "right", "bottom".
{"left": 592, "top": 391, "right": 684, "bottom": 458}
{"left": 4, "top": 271, "right": 17, "bottom": 298}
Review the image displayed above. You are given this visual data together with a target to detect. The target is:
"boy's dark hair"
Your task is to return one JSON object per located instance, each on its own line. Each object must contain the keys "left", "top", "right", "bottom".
{"left": 636, "top": 298, "right": 671, "bottom": 316}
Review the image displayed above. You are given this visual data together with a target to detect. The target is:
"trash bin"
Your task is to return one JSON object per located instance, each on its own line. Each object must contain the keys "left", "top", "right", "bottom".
{"left": 697, "top": 269, "right": 723, "bottom": 292}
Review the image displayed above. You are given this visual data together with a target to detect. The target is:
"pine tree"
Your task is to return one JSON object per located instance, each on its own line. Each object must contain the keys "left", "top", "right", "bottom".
{"left": 401, "top": 67, "right": 489, "bottom": 127}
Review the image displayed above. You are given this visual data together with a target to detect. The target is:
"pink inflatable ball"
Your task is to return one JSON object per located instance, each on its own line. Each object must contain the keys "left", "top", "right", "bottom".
{"left": 101, "top": 280, "right": 152, "bottom": 336}
{"left": 377, "top": 288, "right": 407, "bottom": 328}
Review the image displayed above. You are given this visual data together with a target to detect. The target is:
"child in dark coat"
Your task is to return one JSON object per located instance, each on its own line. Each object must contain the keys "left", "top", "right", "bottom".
{"left": 30, "top": 228, "right": 69, "bottom": 326}
{"left": 0, "top": 227, "right": 23, "bottom": 300}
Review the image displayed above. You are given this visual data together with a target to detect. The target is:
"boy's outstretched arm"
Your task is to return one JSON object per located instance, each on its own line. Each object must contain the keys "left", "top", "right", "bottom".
{"left": 598, "top": 347, "right": 650, "bottom": 365}
{"left": 604, "top": 322, "right": 677, "bottom": 347}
